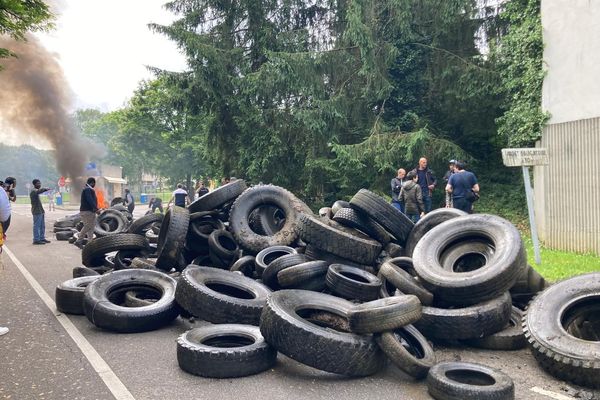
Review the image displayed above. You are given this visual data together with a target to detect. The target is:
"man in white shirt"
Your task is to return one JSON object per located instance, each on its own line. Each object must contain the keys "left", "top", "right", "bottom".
{"left": 0, "top": 186, "right": 11, "bottom": 336}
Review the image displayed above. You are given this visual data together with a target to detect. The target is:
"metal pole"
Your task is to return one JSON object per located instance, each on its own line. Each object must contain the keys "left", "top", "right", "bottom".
{"left": 522, "top": 166, "right": 541, "bottom": 264}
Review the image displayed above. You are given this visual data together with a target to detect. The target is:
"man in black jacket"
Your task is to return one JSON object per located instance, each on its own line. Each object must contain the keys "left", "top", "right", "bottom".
{"left": 77, "top": 177, "right": 99, "bottom": 245}
{"left": 410, "top": 157, "right": 437, "bottom": 213}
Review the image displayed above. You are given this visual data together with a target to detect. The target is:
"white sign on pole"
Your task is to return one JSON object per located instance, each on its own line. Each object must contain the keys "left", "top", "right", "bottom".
{"left": 501, "top": 148, "right": 549, "bottom": 167}
{"left": 502, "top": 148, "right": 547, "bottom": 265}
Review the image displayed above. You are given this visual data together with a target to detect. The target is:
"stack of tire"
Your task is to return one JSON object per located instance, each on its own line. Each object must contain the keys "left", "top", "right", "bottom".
{"left": 53, "top": 214, "right": 82, "bottom": 241}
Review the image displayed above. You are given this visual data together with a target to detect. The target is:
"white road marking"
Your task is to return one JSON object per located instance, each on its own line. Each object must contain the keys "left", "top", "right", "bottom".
{"left": 530, "top": 387, "right": 576, "bottom": 400}
{"left": 3, "top": 245, "right": 136, "bottom": 400}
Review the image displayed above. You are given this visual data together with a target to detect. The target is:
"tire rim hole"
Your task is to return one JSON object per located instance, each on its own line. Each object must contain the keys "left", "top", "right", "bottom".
{"left": 202, "top": 335, "right": 255, "bottom": 348}
{"left": 218, "top": 235, "right": 237, "bottom": 251}
{"left": 561, "top": 296, "right": 600, "bottom": 342}
{"left": 452, "top": 253, "right": 487, "bottom": 273}
{"left": 394, "top": 329, "right": 425, "bottom": 359}
{"left": 206, "top": 283, "right": 256, "bottom": 299}
{"left": 263, "top": 251, "right": 290, "bottom": 265}
{"left": 445, "top": 370, "right": 496, "bottom": 386}
{"left": 296, "top": 308, "right": 351, "bottom": 333}
{"left": 339, "top": 271, "right": 370, "bottom": 284}
{"left": 107, "top": 284, "right": 163, "bottom": 306}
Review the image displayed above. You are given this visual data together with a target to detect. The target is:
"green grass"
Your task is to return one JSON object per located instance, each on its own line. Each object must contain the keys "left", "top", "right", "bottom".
{"left": 524, "top": 236, "right": 600, "bottom": 282}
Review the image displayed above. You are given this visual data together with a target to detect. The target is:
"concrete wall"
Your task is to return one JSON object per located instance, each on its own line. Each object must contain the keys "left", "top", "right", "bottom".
{"left": 535, "top": 0, "right": 600, "bottom": 255}
{"left": 541, "top": 0, "right": 600, "bottom": 124}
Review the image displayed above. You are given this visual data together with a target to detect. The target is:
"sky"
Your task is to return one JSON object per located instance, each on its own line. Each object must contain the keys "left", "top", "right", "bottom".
{"left": 0, "top": 0, "right": 187, "bottom": 148}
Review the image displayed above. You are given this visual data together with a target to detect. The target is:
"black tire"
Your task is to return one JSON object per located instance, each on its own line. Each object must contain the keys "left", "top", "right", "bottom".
{"left": 412, "top": 214, "right": 526, "bottom": 306}
{"left": 187, "top": 212, "right": 223, "bottom": 244}
{"left": 439, "top": 239, "right": 495, "bottom": 272}
{"left": 427, "top": 362, "right": 515, "bottom": 400}
{"left": 230, "top": 255, "right": 256, "bottom": 277}
{"left": 299, "top": 213, "right": 382, "bottom": 265}
{"left": 255, "top": 205, "right": 287, "bottom": 236}
{"left": 254, "top": 246, "right": 297, "bottom": 278}
{"left": 510, "top": 264, "right": 547, "bottom": 294}
{"left": 56, "top": 230, "right": 74, "bottom": 241}
{"left": 54, "top": 219, "right": 75, "bottom": 228}
{"left": 379, "top": 258, "right": 433, "bottom": 305}
{"left": 229, "top": 185, "right": 304, "bottom": 253}
{"left": 72, "top": 266, "right": 100, "bottom": 278}
{"left": 83, "top": 269, "right": 179, "bottom": 333}
{"left": 466, "top": 307, "right": 526, "bottom": 350}
{"left": 304, "top": 245, "right": 370, "bottom": 270}
{"left": 208, "top": 229, "right": 239, "bottom": 261}
{"left": 384, "top": 242, "right": 404, "bottom": 258}
{"left": 114, "top": 249, "right": 150, "bottom": 270}
{"left": 262, "top": 253, "right": 310, "bottom": 290}
{"left": 175, "top": 266, "right": 271, "bottom": 325}
{"left": 404, "top": 208, "right": 467, "bottom": 257}
{"left": 177, "top": 324, "right": 276, "bottom": 378}
{"left": 94, "top": 209, "right": 129, "bottom": 236}
{"left": 348, "top": 296, "right": 422, "bottom": 334}
{"left": 349, "top": 189, "right": 414, "bottom": 245}
{"left": 128, "top": 213, "right": 163, "bottom": 234}
{"left": 523, "top": 273, "right": 600, "bottom": 388}
{"left": 155, "top": 206, "right": 190, "bottom": 271}
{"left": 277, "top": 260, "right": 329, "bottom": 288}
{"left": 259, "top": 290, "right": 385, "bottom": 376}
{"left": 331, "top": 200, "right": 350, "bottom": 215}
{"left": 82, "top": 234, "right": 149, "bottom": 268}
{"left": 55, "top": 276, "right": 100, "bottom": 315}
{"left": 415, "top": 292, "right": 512, "bottom": 340}
{"left": 333, "top": 207, "right": 391, "bottom": 244}
{"left": 376, "top": 325, "right": 436, "bottom": 379}
{"left": 325, "top": 264, "right": 381, "bottom": 301}
{"left": 188, "top": 179, "right": 247, "bottom": 213}
{"left": 110, "top": 197, "right": 125, "bottom": 207}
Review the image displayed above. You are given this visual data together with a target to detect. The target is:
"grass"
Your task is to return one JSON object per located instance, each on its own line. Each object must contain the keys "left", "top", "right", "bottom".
{"left": 523, "top": 236, "right": 600, "bottom": 282}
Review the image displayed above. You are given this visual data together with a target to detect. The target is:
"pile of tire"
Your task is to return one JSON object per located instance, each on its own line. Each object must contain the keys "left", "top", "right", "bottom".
{"left": 54, "top": 182, "right": 598, "bottom": 395}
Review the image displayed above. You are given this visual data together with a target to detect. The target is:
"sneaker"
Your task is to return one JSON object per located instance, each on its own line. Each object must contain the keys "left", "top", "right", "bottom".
{"left": 0, "top": 327, "right": 8, "bottom": 336}
{"left": 42, "top": 239, "right": 51, "bottom": 243}
{"left": 33, "top": 241, "right": 45, "bottom": 245}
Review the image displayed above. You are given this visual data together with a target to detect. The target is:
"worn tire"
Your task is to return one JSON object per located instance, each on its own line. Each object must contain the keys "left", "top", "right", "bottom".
{"left": 124, "top": 289, "right": 160, "bottom": 307}
{"left": 128, "top": 213, "right": 163, "bottom": 234}
{"left": 379, "top": 258, "right": 433, "bottom": 305}
{"left": 511, "top": 264, "right": 547, "bottom": 294}
{"left": 299, "top": 213, "right": 381, "bottom": 265}
{"left": 208, "top": 229, "right": 239, "bottom": 261}
{"left": 177, "top": 324, "right": 276, "bottom": 378}
{"left": 83, "top": 269, "right": 179, "bottom": 333}
{"left": 376, "top": 325, "right": 436, "bottom": 379}
{"left": 404, "top": 208, "right": 467, "bottom": 257}
{"left": 413, "top": 214, "right": 526, "bottom": 306}
{"left": 55, "top": 276, "right": 100, "bottom": 315}
{"left": 466, "top": 307, "right": 526, "bottom": 350}
{"left": 262, "top": 253, "right": 310, "bottom": 290}
{"left": 277, "top": 260, "right": 329, "bottom": 288}
{"left": 523, "top": 273, "right": 600, "bottom": 388}
{"left": 326, "top": 264, "right": 381, "bottom": 301}
{"left": 254, "top": 246, "right": 297, "bottom": 278}
{"left": 349, "top": 189, "right": 414, "bottom": 245}
{"left": 94, "top": 209, "right": 129, "bottom": 236}
{"left": 82, "top": 234, "right": 149, "bottom": 268}
{"left": 156, "top": 206, "right": 190, "bottom": 271}
{"left": 175, "top": 266, "right": 271, "bottom": 325}
{"left": 229, "top": 185, "right": 304, "bottom": 253}
{"left": 331, "top": 200, "right": 350, "bottom": 216}
{"left": 55, "top": 230, "right": 74, "bottom": 240}
{"left": 415, "top": 292, "right": 512, "bottom": 340}
{"left": 333, "top": 207, "right": 391, "bottom": 244}
{"left": 348, "top": 296, "right": 422, "bottom": 334}
{"left": 188, "top": 180, "right": 247, "bottom": 213}
{"left": 72, "top": 266, "right": 100, "bottom": 279}
{"left": 259, "top": 290, "right": 385, "bottom": 376}
{"left": 427, "top": 361, "right": 515, "bottom": 400}
{"left": 230, "top": 255, "right": 256, "bottom": 278}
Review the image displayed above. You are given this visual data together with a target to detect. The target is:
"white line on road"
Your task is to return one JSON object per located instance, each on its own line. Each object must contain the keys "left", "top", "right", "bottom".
{"left": 3, "top": 245, "right": 136, "bottom": 400}
{"left": 531, "top": 387, "right": 576, "bottom": 400}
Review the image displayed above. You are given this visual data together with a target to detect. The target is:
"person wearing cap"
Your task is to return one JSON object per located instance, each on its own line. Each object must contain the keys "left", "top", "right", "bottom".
{"left": 443, "top": 160, "right": 457, "bottom": 208}
{"left": 446, "top": 161, "right": 479, "bottom": 213}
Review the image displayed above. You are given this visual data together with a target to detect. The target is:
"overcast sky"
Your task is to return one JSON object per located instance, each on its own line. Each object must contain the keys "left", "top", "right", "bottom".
{"left": 0, "top": 0, "right": 187, "bottom": 147}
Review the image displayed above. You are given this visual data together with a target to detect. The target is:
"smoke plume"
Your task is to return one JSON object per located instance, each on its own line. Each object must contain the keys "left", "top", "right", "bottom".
{"left": 0, "top": 34, "right": 90, "bottom": 189}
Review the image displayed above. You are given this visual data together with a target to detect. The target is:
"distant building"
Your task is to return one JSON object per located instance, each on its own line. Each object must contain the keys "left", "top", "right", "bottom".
{"left": 95, "top": 164, "right": 127, "bottom": 202}
{"left": 534, "top": 0, "right": 600, "bottom": 254}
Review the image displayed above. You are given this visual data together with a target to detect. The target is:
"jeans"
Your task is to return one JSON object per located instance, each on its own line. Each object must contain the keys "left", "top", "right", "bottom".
{"left": 406, "top": 213, "right": 420, "bottom": 223}
{"left": 391, "top": 201, "right": 405, "bottom": 214}
{"left": 32, "top": 213, "right": 46, "bottom": 242}
{"left": 453, "top": 197, "right": 472, "bottom": 213}
{"left": 423, "top": 193, "right": 432, "bottom": 213}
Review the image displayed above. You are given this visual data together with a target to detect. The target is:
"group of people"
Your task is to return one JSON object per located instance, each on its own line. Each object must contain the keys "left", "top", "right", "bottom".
{"left": 390, "top": 158, "right": 479, "bottom": 222}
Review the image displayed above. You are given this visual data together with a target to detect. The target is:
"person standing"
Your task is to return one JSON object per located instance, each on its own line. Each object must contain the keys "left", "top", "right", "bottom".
{"left": 167, "top": 184, "right": 189, "bottom": 208}
{"left": 125, "top": 188, "right": 135, "bottom": 214}
{"left": 410, "top": 157, "right": 437, "bottom": 213}
{"left": 3, "top": 177, "right": 16, "bottom": 232}
{"left": 47, "top": 188, "right": 56, "bottom": 212}
{"left": 446, "top": 161, "right": 479, "bottom": 213}
{"left": 0, "top": 184, "right": 11, "bottom": 336}
{"left": 196, "top": 182, "right": 209, "bottom": 198}
{"left": 390, "top": 168, "right": 407, "bottom": 213}
{"left": 77, "top": 177, "right": 100, "bottom": 246}
{"left": 30, "top": 179, "right": 50, "bottom": 245}
{"left": 400, "top": 171, "right": 425, "bottom": 223}
{"left": 443, "top": 160, "right": 457, "bottom": 208}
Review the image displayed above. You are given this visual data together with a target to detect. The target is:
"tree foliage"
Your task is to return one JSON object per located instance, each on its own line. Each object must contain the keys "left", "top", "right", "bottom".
{"left": 0, "top": 0, "right": 53, "bottom": 60}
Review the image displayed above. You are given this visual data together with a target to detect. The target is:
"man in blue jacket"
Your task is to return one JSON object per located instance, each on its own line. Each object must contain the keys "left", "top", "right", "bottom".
{"left": 76, "top": 177, "right": 100, "bottom": 246}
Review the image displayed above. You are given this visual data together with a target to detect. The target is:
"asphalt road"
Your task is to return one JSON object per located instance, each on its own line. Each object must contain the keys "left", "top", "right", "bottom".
{"left": 0, "top": 204, "right": 591, "bottom": 400}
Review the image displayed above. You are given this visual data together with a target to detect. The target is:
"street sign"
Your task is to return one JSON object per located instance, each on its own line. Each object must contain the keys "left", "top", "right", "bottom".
{"left": 58, "top": 176, "right": 66, "bottom": 187}
{"left": 501, "top": 148, "right": 549, "bottom": 167}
